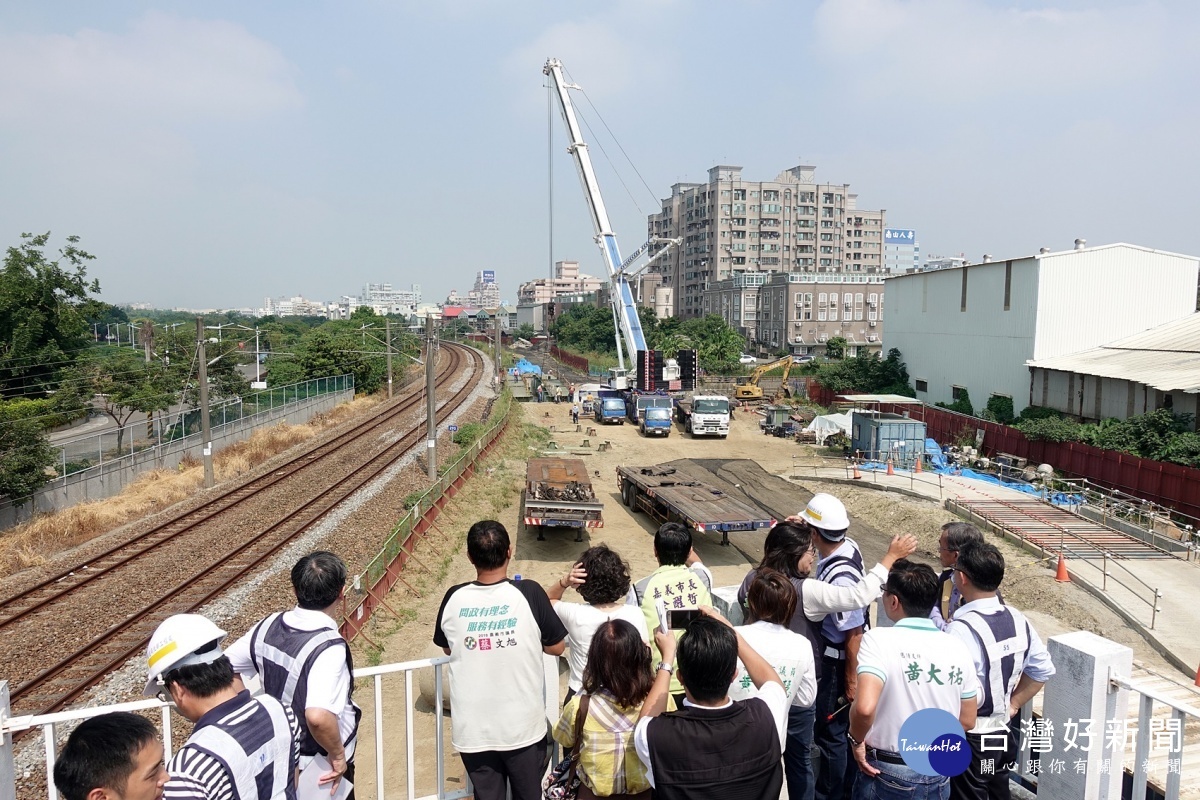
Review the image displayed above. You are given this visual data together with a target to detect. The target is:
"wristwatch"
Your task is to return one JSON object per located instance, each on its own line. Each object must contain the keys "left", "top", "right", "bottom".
{"left": 657, "top": 662, "right": 675, "bottom": 675}
{"left": 847, "top": 731, "right": 863, "bottom": 748}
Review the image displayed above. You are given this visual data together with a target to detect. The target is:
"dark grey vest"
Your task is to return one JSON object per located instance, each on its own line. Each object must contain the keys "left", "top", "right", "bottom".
{"left": 249, "top": 613, "right": 359, "bottom": 757}
{"left": 646, "top": 698, "right": 783, "bottom": 800}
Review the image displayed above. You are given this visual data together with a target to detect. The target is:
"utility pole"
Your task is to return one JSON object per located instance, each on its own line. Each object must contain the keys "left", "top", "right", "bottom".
{"left": 425, "top": 315, "right": 437, "bottom": 479}
{"left": 143, "top": 322, "right": 154, "bottom": 364}
{"left": 385, "top": 318, "right": 394, "bottom": 399}
{"left": 196, "top": 317, "right": 214, "bottom": 488}
{"left": 254, "top": 327, "right": 262, "bottom": 384}
{"left": 494, "top": 314, "right": 502, "bottom": 377}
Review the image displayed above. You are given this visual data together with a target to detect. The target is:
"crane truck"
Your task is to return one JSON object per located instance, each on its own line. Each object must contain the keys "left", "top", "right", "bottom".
{"left": 544, "top": 58, "right": 686, "bottom": 394}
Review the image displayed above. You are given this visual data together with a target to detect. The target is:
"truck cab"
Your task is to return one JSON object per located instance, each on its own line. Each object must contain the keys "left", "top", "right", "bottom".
{"left": 594, "top": 396, "right": 627, "bottom": 424}
{"left": 680, "top": 395, "right": 731, "bottom": 437}
{"left": 639, "top": 406, "right": 672, "bottom": 437}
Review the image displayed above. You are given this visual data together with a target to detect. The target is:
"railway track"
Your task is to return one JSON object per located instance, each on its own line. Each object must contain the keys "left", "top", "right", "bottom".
{"left": 2, "top": 343, "right": 484, "bottom": 720}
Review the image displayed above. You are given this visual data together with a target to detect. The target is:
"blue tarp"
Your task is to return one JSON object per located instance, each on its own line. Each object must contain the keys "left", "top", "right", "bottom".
{"left": 858, "top": 438, "right": 1085, "bottom": 506}
{"left": 511, "top": 359, "right": 542, "bottom": 376}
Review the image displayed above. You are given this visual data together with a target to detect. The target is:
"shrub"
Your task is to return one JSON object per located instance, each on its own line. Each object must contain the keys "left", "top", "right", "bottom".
{"left": 983, "top": 395, "right": 1015, "bottom": 425}
{"left": 451, "top": 422, "right": 485, "bottom": 448}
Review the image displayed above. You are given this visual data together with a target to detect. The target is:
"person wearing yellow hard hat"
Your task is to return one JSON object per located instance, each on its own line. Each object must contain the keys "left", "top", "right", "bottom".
{"left": 145, "top": 614, "right": 300, "bottom": 800}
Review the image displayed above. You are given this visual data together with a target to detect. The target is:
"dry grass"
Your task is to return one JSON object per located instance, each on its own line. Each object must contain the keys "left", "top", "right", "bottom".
{"left": 0, "top": 395, "right": 384, "bottom": 578}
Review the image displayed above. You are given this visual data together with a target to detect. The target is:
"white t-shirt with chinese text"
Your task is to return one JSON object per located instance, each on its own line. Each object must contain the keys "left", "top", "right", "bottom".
{"left": 729, "top": 621, "right": 817, "bottom": 708}
{"left": 856, "top": 617, "right": 980, "bottom": 751}
{"left": 434, "top": 579, "right": 567, "bottom": 752}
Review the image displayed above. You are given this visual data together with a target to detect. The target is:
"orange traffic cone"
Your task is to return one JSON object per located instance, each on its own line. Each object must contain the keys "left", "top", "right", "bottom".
{"left": 886, "top": 458, "right": 895, "bottom": 476}
{"left": 852, "top": 462, "right": 862, "bottom": 480}
{"left": 914, "top": 456, "right": 923, "bottom": 474}
{"left": 1054, "top": 554, "right": 1071, "bottom": 583}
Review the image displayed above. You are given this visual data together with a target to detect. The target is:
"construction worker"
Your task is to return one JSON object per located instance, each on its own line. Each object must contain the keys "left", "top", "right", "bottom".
{"left": 227, "top": 552, "right": 360, "bottom": 800}
{"left": 145, "top": 614, "right": 300, "bottom": 800}
{"left": 793, "top": 492, "right": 868, "bottom": 800}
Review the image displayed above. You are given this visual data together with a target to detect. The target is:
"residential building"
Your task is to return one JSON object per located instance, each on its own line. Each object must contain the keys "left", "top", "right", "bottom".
{"left": 884, "top": 242, "right": 1200, "bottom": 414}
{"left": 259, "top": 295, "right": 329, "bottom": 317}
{"left": 756, "top": 272, "right": 886, "bottom": 357}
{"left": 700, "top": 272, "right": 768, "bottom": 341}
{"left": 517, "top": 261, "right": 603, "bottom": 305}
{"left": 1026, "top": 313, "right": 1200, "bottom": 427}
{"left": 648, "top": 164, "right": 886, "bottom": 319}
{"left": 467, "top": 270, "right": 500, "bottom": 308}
{"left": 362, "top": 283, "right": 421, "bottom": 314}
{"left": 883, "top": 228, "right": 920, "bottom": 274}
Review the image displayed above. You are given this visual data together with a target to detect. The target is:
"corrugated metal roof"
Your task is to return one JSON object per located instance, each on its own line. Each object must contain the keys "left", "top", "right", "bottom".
{"left": 884, "top": 242, "right": 1198, "bottom": 283}
{"left": 1026, "top": 314, "right": 1200, "bottom": 393}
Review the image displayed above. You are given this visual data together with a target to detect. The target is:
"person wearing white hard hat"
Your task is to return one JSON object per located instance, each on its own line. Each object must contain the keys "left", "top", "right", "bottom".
{"left": 146, "top": 614, "right": 300, "bottom": 800}
{"left": 789, "top": 493, "right": 867, "bottom": 800}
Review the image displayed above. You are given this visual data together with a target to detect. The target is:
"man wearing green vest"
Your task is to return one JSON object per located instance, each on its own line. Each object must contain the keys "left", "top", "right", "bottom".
{"left": 633, "top": 522, "right": 714, "bottom": 701}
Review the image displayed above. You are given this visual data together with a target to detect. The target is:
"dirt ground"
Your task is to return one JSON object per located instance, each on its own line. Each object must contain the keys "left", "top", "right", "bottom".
{"left": 349, "top": 400, "right": 1181, "bottom": 798}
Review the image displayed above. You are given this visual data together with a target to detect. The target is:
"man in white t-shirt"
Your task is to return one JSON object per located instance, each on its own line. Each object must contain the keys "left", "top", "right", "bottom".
{"left": 227, "top": 551, "right": 359, "bottom": 800}
{"left": 848, "top": 560, "right": 979, "bottom": 799}
{"left": 433, "top": 520, "right": 567, "bottom": 800}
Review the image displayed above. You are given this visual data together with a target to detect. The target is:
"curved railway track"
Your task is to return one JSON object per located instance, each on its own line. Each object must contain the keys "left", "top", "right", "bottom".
{"left": 2, "top": 343, "right": 484, "bottom": 720}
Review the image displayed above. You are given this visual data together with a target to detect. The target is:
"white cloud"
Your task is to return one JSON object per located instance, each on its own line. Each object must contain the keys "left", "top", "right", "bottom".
{"left": 0, "top": 10, "right": 303, "bottom": 125}
{"left": 813, "top": 0, "right": 1171, "bottom": 103}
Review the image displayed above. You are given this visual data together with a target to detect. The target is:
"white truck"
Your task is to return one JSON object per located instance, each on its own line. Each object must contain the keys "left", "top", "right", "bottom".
{"left": 675, "top": 395, "right": 731, "bottom": 438}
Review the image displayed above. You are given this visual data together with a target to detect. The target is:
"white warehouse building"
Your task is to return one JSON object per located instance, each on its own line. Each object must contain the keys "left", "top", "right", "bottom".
{"left": 883, "top": 242, "right": 1200, "bottom": 415}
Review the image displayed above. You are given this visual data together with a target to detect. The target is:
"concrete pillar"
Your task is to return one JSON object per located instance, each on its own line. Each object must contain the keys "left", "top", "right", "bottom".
{"left": 1037, "top": 631, "right": 1132, "bottom": 800}
{"left": 1, "top": 681, "right": 14, "bottom": 800}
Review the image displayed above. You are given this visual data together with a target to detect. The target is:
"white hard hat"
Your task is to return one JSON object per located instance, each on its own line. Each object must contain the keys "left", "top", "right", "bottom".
{"left": 144, "top": 614, "right": 227, "bottom": 696}
{"left": 799, "top": 493, "right": 850, "bottom": 539}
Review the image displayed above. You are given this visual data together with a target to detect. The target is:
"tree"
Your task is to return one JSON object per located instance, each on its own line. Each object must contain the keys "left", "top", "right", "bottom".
{"left": 69, "top": 349, "right": 177, "bottom": 452}
{"left": 514, "top": 323, "right": 536, "bottom": 341}
{"left": 0, "top": 409, "right": 56, "bottom": 502}
{"left": 814, "top": 348, "right": 915, "bottom": 397}
{"left": 0, "top": 232, "right": 100, "bottom": 398}
{"left": 824, "top": 336, "right": 847, "bottom": 360}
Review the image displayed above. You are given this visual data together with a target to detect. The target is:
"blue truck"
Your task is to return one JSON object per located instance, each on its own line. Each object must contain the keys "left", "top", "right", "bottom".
{"left": 593, "top": 392, "right": 627, "bottom": 424}
{"left": 622, "top": 391, "right": 674, "bottom": 436}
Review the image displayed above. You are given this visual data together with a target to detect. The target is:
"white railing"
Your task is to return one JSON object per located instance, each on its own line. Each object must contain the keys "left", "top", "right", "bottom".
{"left": 1, "top": 657, "right": 475, "bottom": 800}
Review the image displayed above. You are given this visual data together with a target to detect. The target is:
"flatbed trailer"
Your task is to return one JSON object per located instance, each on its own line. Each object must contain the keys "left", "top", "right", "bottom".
{"left": 522, "top": 458, "right": 605, "bottom": 542}
{"left": 615, "top": 464, "right": 775, "bottom": 545}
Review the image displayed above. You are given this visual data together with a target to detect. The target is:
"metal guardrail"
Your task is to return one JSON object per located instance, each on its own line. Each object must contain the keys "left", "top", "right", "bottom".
{"left": 1108, "top": 672, "right": 1198, "bottom": 800}
{"left": 342, "top": 390, "right": 514, "bottom": 643}
{"left": 49, "top": 376, "right": 355, "bottom": 479}
{"left": 1, "top": 657, "right": 470, "bottom": 800}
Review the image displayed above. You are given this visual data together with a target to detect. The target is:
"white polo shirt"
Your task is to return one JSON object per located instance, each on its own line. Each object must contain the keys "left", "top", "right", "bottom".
{"left": 856, "top": 617, "right": 979, "bottom": 751}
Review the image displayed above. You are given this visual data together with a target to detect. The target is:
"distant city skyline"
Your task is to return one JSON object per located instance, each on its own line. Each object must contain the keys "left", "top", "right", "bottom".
{"left": 2, "top": 2, "right": 1198, "bottom": 310}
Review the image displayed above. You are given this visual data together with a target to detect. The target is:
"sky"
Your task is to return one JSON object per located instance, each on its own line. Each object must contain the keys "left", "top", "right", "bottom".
{"left": 1, "top": 1, "right": 1198, "bottom": 311}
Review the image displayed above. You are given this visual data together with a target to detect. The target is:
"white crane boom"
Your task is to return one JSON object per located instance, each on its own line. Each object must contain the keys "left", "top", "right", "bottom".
{"left": 544, "top": 57, "right": 654, "bottom": 386}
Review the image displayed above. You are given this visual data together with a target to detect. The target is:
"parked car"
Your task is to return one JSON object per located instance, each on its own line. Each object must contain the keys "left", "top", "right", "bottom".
{"left": 739, "top": 354, "right": 758, "bottom": 364}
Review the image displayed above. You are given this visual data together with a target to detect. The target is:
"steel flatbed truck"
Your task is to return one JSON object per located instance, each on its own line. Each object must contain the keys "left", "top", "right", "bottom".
{"left": 615, "top": 464, "right": 775, "bottom": 546}
{"left": 522, "top": 458, "right": 605, "bottom": 542}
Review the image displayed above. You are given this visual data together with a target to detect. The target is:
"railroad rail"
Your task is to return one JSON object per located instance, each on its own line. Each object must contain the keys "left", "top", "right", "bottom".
{"left": 958, "top": 498, "right": 1175, "bottom": 560}
{"left": 0, "top": 343, "right": 484, "bottom": 721}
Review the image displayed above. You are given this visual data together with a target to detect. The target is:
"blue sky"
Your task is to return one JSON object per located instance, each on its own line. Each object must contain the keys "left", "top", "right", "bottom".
{"left": 1, "top": 1, "right": 1197, "bottom": 310}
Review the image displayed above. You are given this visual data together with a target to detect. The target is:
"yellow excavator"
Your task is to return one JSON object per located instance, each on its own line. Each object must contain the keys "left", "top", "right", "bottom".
{"left": 734, "top": 356, "right": 795, "bottom": 402}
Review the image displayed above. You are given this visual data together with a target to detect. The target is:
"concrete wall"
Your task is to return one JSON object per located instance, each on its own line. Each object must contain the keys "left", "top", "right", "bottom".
{"left": 1031, "top": 368, "right": 1200, "bottom": 425}
{"left": 1032, "top": 246, "right": 1198, "bottom": 361}
{"left": 885, "top": 258, "right": 1039, "bottom": 411}
{"left": 0, "top": 388, "right": 354, "bottom": 529}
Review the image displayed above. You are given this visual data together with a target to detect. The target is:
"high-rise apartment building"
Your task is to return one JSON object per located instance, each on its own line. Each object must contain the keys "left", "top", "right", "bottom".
{"left": 361, "top": 282, "right": 422, "bottom": 314}
{"left": 883, "top": 228, "right": 920, "bottom": 274}
{"left": 467, "top": 270, "right": 501, "bottom": 308}
{"left": 648, "top": 164, "right": 886, "bottom": 319}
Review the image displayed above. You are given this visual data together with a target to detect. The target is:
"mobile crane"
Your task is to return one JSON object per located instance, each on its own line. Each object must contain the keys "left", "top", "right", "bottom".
{"left": 734, "top": 356, "right": 796, "bottom": 403}
{"left": 544, "top": 58, "right": 681, "bottom": 390}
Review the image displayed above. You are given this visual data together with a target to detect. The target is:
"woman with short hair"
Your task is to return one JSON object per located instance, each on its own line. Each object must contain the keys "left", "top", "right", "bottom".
{"left": 547, "top": 544, "right": 649, "bottom": 701}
